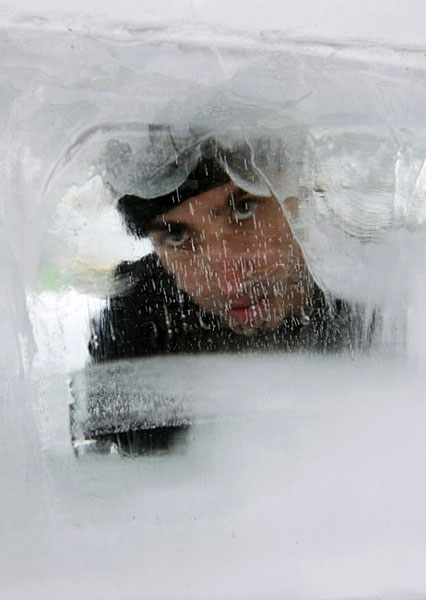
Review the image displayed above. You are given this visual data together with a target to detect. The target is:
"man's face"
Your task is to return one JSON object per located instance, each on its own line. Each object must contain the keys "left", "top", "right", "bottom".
{"left": 149, "top": 183, "right": 308, "bottom": 334}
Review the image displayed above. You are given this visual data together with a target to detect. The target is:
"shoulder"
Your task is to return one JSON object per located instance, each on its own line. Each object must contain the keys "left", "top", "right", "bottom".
{"left": 293, "top": 286, "right": 376, "bottom": 352}
{"left": 89, "top": 254, "right": 205, "bottom": 362}
{"left": 114, "top": 253, "right": 176, "bottom": 296}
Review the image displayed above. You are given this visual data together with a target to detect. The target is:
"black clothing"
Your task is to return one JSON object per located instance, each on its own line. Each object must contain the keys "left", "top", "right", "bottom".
{"left": 89, "top": 254, "right": 368, "bottom": 363}
{"left": 75, "top": 254, "right": 373, "bottom": 455}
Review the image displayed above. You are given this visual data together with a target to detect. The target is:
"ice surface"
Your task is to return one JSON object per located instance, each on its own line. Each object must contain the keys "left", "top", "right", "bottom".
{"left": 35, "top": 37, "right": 426, "bottom": 302}
{"left": 7, "top": 356, "right": 426, "bottom": 599}
{"left": 2, "top": 13, "right": 426, "bottom": 600}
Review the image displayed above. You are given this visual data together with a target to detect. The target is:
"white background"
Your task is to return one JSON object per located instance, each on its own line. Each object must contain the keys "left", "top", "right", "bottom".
{"left": 1, "top": 0, "right": 426, "bottom": 46}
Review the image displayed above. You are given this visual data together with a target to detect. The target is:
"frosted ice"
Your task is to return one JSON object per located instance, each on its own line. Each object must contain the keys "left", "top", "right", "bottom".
{"left": 2, "top": 14, "right": 426, "bottom": 600}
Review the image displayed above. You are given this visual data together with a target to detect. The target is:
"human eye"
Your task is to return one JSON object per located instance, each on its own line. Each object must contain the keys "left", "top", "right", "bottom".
{"left": 231, "top": 195, "right": 260, "bottom": 221}
{"left": 162, "top": 223, "right": 191, "bottom": 248}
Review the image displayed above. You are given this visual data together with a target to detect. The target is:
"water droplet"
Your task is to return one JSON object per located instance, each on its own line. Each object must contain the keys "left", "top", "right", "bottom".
{"left": 300, "top": 313, "right": 310, "bottom": 326}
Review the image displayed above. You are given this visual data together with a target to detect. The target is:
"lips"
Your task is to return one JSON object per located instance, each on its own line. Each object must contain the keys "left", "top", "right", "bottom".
{"left": 228, "top": 293, "right": 258, "bottom": 310}
{"left": 228, "top": 296, "right": 271, "bottom": 328}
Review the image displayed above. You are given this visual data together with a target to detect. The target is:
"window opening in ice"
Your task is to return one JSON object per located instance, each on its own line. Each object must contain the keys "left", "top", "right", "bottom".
{"left": 63, "top": 123, "right": 381, "bottom": 455}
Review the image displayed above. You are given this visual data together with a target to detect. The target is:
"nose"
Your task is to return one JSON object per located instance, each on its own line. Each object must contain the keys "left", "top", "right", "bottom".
{"left": 214, "top": 261, "right": 245, "bottom": 296}
{"left": 201, "top": 234, "right": 251, "bottom": 296}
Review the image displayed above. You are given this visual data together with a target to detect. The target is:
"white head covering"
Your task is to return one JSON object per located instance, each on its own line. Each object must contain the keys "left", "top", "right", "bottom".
{"left": 46, "top": 104, "right": 426, "bottom": 301}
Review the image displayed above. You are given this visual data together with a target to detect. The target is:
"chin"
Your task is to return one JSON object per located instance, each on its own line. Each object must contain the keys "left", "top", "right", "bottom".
{"left": 224, "top": 316, "right": 277, "bottom": 336}
{"left": 227, "top": 322, "right": 261, "bottom": 336}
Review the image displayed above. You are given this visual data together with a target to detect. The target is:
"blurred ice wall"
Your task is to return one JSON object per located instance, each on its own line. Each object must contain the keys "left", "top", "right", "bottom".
{"left": 1, "top": 1, "right": 426, "bottom": 596}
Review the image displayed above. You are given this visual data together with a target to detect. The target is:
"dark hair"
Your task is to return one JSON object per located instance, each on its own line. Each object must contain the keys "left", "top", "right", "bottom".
{"left": 117, "top": 155, "right": 230, "bottom": 238}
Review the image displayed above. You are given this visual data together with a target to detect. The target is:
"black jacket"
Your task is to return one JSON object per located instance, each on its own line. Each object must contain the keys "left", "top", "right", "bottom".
{"left": 89, "top": 254, "right": 369, "bottom": 363}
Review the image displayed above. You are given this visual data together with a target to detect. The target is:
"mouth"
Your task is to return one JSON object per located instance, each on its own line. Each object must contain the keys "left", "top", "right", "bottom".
{"left": 221, "top": 264, "right": 304, "bottom": 332}
{"left": 227, "top": 295, "right": 271, "bottom": 330}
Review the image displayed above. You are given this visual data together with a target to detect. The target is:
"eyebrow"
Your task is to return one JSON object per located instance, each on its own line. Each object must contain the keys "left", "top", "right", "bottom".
{"left": 146, "top": 221, "right": 191, "bottom": 240}
{"left": 146, "top": 187, "right": 254, "bottom": 233}
{"left": 209, "top": 187, "right": 251, "bottom": 217}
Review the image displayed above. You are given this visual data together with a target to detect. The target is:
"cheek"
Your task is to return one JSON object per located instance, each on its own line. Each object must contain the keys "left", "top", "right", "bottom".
{"left": 252, "top": 232, "right": 297, "bottom": 266}
{"left": 158, "top": 251, "right": 209, "bottom": 296}
{"left": 157, "top": 251, "right": 187, "bottom": 284}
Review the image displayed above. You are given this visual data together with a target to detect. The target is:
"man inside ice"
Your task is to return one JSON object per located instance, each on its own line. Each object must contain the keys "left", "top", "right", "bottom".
{"left": 146, "top": 177, "right": 307, "bottom": 336}
{"left": 89, "top": 136, "right": 366, "bottom": 362}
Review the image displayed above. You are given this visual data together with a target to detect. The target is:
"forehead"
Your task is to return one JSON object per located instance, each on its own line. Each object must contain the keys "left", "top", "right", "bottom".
{"left": 155, "top": 182, "right": 238, "bottom": 224}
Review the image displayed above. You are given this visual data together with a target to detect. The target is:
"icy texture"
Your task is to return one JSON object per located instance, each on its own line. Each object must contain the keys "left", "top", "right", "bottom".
{"left": 7, "top": 355, "right": 426, "bottom": 600}
{"left": 37, "top": 38, "right": 426, "bottom": 301}
{"left": 2, "top": 16, "right": 426, "bottom": 600}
